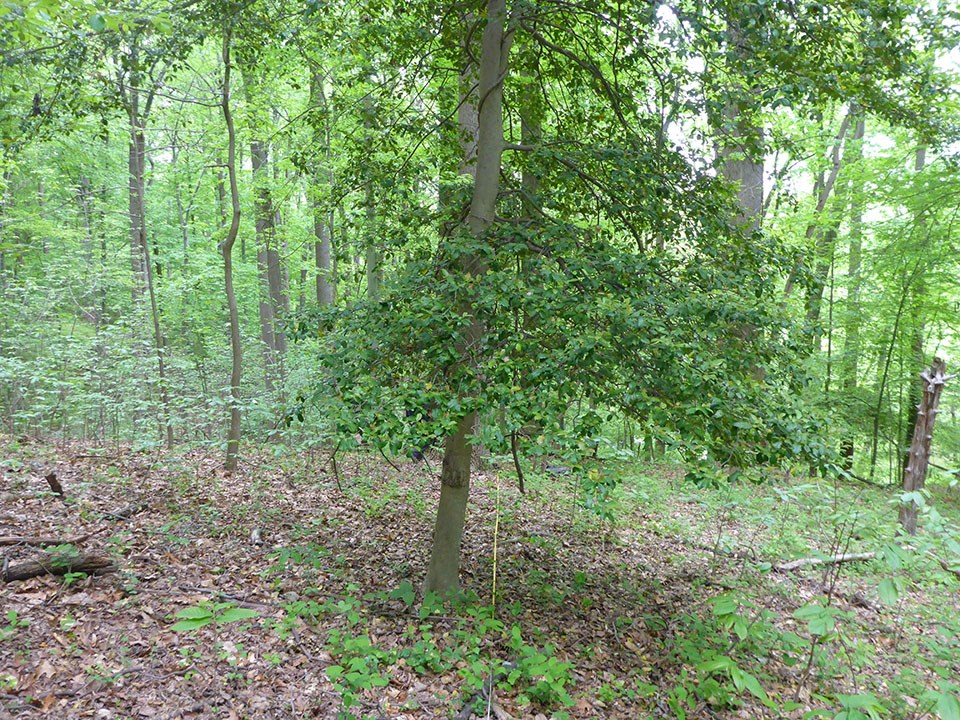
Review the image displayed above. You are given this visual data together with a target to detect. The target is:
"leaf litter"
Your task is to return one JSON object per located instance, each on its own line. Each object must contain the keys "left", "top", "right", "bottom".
{"left": 1, "top": 436, "right": 957, "bottom": 719}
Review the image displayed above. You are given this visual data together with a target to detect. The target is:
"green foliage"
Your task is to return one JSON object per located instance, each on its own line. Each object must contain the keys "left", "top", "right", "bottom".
{"left": 170, "top": 602, "right": 259, "bottom": 632}
{"left": 503, "top": 624, "right": 574, "bottom": 708}
{"left": 0, "top": 610, "right": 30, "bottom": 641}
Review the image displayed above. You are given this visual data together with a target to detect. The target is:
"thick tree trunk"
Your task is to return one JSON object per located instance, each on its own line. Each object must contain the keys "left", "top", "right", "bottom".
{"left": 221, "top": 29, "right": 243, "bottom": 473}
{"left": 423, "top": 0, "right": 513, "bottom": 595}
{"left": 423, "top": 413, "right": 475, "bottom": 593}
{"left": 899, "top": 358, "right": 948, "bottom": 535}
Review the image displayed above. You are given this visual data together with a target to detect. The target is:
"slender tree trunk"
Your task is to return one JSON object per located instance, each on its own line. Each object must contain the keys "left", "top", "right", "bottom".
{"left": 126, "top": 77, "right": 173, "bottom": 449}
{"left": 423, "top": 0, "right": 513, "bottom": 595}
{"left": 311, "top": 72, "right": 335, "bottom": 306}
{"left": 899, "top": 145, "right": 927, "bottom": 479}
{"left": 803, "top": 110, "right": 857, "bottom": 349}
{"left": 783, "top": 110, "right": 854, "bottom": 297}
{"left": 242, "top": 71, "right": 288, "bottom": 394}
{"left": 362, "top": 96, "right": 382, "bottom": 300}
{"left": 220, "top": 28, "right": 243, "bottom": 473}
{"left": 840, "top": 117, "right": 865, "bottom": 468}
{"left": 127, "top": 76, "right": 147, "bottom": 303}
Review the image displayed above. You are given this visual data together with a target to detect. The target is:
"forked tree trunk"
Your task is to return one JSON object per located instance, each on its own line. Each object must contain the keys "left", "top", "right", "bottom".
{"left": 899, "top": 358, "right": 949, "bottom": 535}
{"left": 423, "top": 0, "right": 513, "bottom": 595}
{"left": 220, "top": 28, "right": 243, "bottom": 473}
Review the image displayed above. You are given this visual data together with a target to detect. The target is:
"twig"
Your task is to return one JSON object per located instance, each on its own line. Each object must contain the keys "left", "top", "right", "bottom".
{"left": 101, "top": 502, "right": 149, "bottom": 521}
{"left": 377, "top": 444, "right": 402, "bottom": 473}
{"left": 176, "top": 585, "right": 276, "bottom": 609}
{"left": 330, "top": 443, "right": 344, "bottom": 493}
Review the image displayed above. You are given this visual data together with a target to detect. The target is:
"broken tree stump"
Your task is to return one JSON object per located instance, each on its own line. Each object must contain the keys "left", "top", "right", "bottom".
{"left": 899, "top": 358, "right": 952, "bottom": 535}
{"left": 2, "top": 553, "right": 116, "bottom": 583}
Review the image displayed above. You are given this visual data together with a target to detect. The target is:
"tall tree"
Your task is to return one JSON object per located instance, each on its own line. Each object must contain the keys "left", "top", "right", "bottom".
{"left": 423, "top": 0, "right": 514, "bottom": 595}
{"left": 220, "top": 19, "right": 243, "bottom": 472}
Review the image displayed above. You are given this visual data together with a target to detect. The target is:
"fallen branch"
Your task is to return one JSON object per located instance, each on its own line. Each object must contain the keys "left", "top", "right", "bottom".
{"left": 177, "top": 585, "right": 276, "bottom": 609}
{"left": 774, "top": 552, "right": 876, "bottom": 572}
{"left": 101, "top": 501, "right": 148, "bottom": 521}
{"left": 0, "top": 531, "right": 98, "bottom": 547}
{"left": 2, "top": 553, "right": 116, "bottom": 583}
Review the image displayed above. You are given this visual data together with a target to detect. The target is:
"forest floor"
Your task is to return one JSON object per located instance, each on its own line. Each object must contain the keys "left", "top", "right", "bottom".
{"left": 1, "top": 436, "right": 959, "bottom": 720}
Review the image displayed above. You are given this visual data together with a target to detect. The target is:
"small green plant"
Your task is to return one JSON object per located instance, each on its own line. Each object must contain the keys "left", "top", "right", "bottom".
{"left": 0, "top": 610, "right": 29, "bottom": 641}
{"left": 170, "top": 601, "right": 260, "bottom": 632}
{"left": 325, "top": 632, "right": 392, "bottom": 712}
{"left": 503, "top": 624, "right": 574, "bottom": 708}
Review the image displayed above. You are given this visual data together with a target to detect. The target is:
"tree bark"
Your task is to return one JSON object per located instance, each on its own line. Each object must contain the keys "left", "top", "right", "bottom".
{"left": 423, "top": 0, "right": 513, "bottom": 595}
{"left": 899, "top": 145, "right": 927, "bottom": 480}
{"left": 311, "top": 71, "right": 335, "bottom": 306}
{"left": 220, "top": 28, "right": 243, "bottom": 473}
{"left": 123, "top": 47, "right": 173, "bottom": 450}
{"left": 899, "top": 358, "right": 949, "bottom": 535}
{"left": 783, "top": 110, "right": 854, "bottom": 297}
{"left": 242, "top": 70, "right": 287, "bottom": 394}
{"left": 3, "top": 554, "right": 115, "bottom": 583}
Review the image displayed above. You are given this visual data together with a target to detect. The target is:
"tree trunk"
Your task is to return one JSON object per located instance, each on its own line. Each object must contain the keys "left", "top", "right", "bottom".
{"left": 311, "top": 72, "right": 335, "bottom": 305}
{"left": 899, "top": 358, "right": 948, "bottom": 535}
{"left": 423, "top": 0, "right": 513, "bottom": 595}
{"left": 220, "top": 28, "right": 243, "bottom": 473}
{"left": 840, "top": 117, "right": 865, "bottom": 468}
{"left": 126, "top": 76, "right": 173, "bottom": 449}
{"left": 802, "top": 111, "right": 856, "bottom": 350}
{"left": 783, "top": 110, "right": 854, "bottom": 297}
{"left": 127, "top": 73, "right": 147, "bottom": 303}
{"left": 243, "top": 70, "right": 288, "bottom": 394}
{"left": 900, "top": 145, "right": 927, "bottom": 480}
{"left": 362, "top": 96, "right": 382, "bottom": 300}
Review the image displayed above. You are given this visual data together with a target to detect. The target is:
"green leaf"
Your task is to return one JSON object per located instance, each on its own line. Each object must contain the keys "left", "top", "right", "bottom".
{"left": 326, "top": 665, "right": 344, "bottom": 681}
{"left": 89, "top": 13, "right": 106, "bottom": 31}
{"left": 170, "top": 617, "right": 212, "bottom": 632}
{"left": 838, "top": 693, "right": 882, "bottom": 709}
{"left": 175, "top": 607, "right": 213, "bottom": 620}
{"left": 388, "top": 581, "right": 415, "bottom": 607}
{"left": 697, "top": 657, "right": 734, "bottom": 674}
{"left": 218, "top": 607, "right": 259, "bottom": 624}
{"left": 710, "top": 595, "right": 738, "bottom": 616}
{"left": 938, "top": 693, "right": 960, "bottom": 720}
{"left": 877, "top": 579, "right": 898, "bottom": 605}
